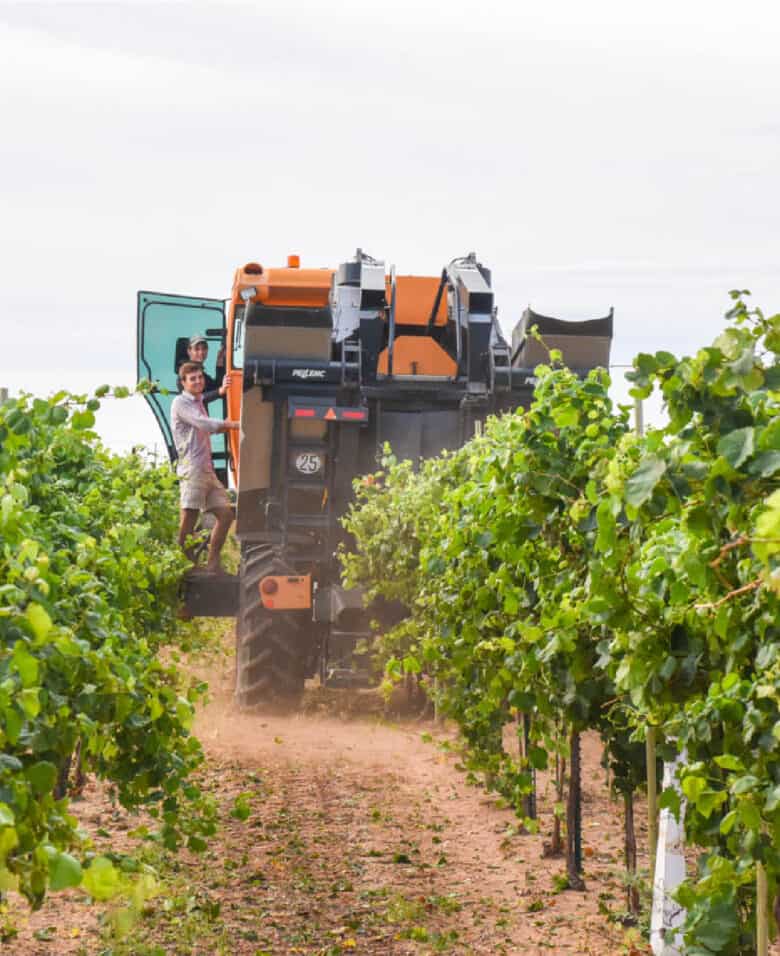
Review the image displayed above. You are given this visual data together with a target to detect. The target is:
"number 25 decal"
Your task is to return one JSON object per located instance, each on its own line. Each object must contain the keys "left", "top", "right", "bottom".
{"left": 295, "top": 453, "right": 323, "bottom": 475}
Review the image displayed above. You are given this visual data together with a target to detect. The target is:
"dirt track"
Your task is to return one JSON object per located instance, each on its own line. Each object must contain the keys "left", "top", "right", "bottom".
{"left": 192, "top": 705, "right": 638, "bottom": 953}
{"left": 9, "top": 646, "right": 649, "bottom": 955}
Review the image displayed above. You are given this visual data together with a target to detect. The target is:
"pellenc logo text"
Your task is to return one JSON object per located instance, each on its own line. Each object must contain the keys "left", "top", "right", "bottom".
{"left": 292, "top": 368, "right": 327, "bottom": 380}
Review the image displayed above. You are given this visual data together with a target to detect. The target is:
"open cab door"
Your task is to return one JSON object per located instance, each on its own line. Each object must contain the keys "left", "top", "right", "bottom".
{"left": 136, "top": 291, "right": 230, "bottom": 482}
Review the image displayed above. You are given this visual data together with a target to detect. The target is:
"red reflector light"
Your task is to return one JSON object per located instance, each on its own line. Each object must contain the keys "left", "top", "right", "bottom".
{"left": 294, "top": 408, "right": 316, "bottom": 418}
{"left": 342, "top": 410, "right": 366, "bottom": 420}
{"left": 261, "top": 578, "right": 279, "bottom": 595}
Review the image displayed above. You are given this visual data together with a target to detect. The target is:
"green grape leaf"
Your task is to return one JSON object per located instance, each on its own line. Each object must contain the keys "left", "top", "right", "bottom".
{"left": 26, "top": 761, "right": 57, "bottom": 796}
{"left": 82, "top": 857, "right": 123, "bottom": 900}
{"left": 25, "top": 603, "right": 52, "bottom": 641}
{"left": 624, "top": 455, "right": 666, "bottom": 508}
{"left": 716, "top": 426, "right": 755, "bottom": 469}
{"left": 748, "top": 451, "right": 780, "bottom": 477}
{"left": 692, "top": 897, "right": 738, "bottom": 952}
{"left": 12, "top": 643, "right": 39, "bottom": 687}
{"left": 49, "top": 852, "right": 83, "bottom": 891}
{"left": 19, "top": 688, "right": 41, "bottom": 718}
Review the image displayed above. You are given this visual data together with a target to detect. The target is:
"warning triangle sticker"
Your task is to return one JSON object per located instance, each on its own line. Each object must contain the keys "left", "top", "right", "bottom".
{"left": 324, "top": 408, "right": 337, "bottom": 420}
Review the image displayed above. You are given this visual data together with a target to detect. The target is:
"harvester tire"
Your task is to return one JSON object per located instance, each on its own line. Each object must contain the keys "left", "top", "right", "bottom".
{"left": 236, "top": 546, "right": 307, "bottom": 708}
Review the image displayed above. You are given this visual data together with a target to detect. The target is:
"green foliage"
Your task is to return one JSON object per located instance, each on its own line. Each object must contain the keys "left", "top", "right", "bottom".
{"left": 608, "top": 297, "right": 780, "bottom": 950}
{"left": 344, "top": 363, "right": 636, "bottom": 815}
{"left": 341, "top": 294, "right": 780, "bottom": 954}
{"left": 340, "top": 445, "right": 470, "bottom": 670}
{"left": 0, "top": 390, "right": 215, "bottom": 908}
{"left": 341, "top": 447, "right": 467, "bottom": 608}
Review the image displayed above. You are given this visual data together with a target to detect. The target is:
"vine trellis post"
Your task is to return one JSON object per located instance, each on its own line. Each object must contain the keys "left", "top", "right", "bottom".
{"left": 646, "top": 726, "right": 658, "bottom": 870}
{"left": 635, "top": 396, "right": 659, "bottom": 864}
{"left": 757, "top": 859, "right": 768, "bottom": 956}
{"left": 522, "top": 713, "right": 536, "bottom": 820}
{"left": 650, "top": 750, "right": 687, "bottom": 955}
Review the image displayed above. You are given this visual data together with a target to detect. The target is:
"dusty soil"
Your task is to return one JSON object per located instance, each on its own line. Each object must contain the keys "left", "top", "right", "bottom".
{"left": 7, "top": 646, "right": 655, "bottom": 955}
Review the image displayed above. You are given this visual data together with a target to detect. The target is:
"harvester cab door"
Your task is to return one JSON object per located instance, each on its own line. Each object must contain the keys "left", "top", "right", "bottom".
{"left": 136, "top": 291, "right": 229, "bottom": 482}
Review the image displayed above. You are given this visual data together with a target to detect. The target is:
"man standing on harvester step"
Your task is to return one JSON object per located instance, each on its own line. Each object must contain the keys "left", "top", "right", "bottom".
{"left": 172, "top": 362, "right": 239, "bottom": 573}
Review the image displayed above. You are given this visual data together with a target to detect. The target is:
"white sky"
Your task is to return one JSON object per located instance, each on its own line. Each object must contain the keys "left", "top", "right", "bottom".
{"left": 1, "top": 1, "right": 779, "bottom": 453}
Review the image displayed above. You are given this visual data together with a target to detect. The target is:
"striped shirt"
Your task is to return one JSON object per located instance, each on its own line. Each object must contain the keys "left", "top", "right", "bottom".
{"left": 170, "top": 392, "right": 224, "bottom": 478}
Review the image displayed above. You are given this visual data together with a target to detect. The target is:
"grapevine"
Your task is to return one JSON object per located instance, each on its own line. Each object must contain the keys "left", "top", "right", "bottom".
{"left": 0, "top": 389, "right": 215, "bottom": 908}
{"left": 342, "top": 296, "right": 780, "bottom": 952}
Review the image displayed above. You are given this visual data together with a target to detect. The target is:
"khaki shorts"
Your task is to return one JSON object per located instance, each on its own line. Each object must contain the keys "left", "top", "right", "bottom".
{"left": 179, "top": 471, "right": 231, "bottom": 513}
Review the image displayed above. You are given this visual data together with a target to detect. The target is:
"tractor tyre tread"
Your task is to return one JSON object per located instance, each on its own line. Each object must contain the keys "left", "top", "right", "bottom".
{"left": 236, "top": 546, "right": 307, "bottom": 708}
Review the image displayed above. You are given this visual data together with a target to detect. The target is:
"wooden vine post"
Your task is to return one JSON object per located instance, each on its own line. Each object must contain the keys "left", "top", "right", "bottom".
{"left": 647, "top": 725, "right": 658, "bottom": 868}
{"left": 566, "top": 727, "right": 585, "bottom": 890}
{"left": 520, "top": 713, "right": 536, "bottom": 820}
{"left": 757, "top": 859, "right": 768, "bottom": 956}
{"left": 548, "top": 752, "right": 565, "bottom": 856}
{"left": 624, "top": 789, "right": 640, "bottom": 914}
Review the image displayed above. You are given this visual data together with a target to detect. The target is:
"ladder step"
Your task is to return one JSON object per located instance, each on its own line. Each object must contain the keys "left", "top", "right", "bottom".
{"left": 286, "top": 514, "right": 331, "bottom": 527}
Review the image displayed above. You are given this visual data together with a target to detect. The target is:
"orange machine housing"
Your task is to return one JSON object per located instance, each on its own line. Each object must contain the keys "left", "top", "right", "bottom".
{"left": 225, "top": 259, "right": 335, "bottom": 480}
{"left": 385, "top": 275, "right": 448, "bottom": 326}
{"left": 234, "top": 261, "right": 333, "bottom": 308}
{"left": 376, "top": 275, "right": 455, "bottom": 376}
{"left": 259, "top": 574, "right": 312, "bottom": 610}
{"left": 376, "top": 337, "right": 457, "bottom": 377}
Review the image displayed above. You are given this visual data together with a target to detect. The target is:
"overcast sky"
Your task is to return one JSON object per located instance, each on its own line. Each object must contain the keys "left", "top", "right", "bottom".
{"left": 1, "top": 1, "right": 779, "bottom": 453}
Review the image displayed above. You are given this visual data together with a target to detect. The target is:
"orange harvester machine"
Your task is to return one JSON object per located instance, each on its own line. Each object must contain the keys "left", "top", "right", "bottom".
{"left": 137, "top": 250, "right": 613, "bottom": 702}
